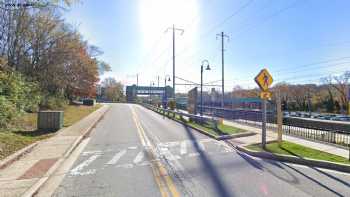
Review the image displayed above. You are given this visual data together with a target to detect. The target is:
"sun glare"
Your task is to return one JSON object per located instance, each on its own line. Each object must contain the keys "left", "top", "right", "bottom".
{"left": 139, "top": 0, "right": 199, "bottom": 48}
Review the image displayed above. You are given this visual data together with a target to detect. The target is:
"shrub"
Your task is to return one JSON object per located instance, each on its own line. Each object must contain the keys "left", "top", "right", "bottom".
{"left": 0, "top": 70, "right": 41, "bottom": 128}
{"left": 41, "top": 94, "right": 68, "bottom": 110}
{"left": 83, "top": 99, "right": 95, "bottom": 106}
{"left": 168, "top": 100, "right": 176, "bottom": 110}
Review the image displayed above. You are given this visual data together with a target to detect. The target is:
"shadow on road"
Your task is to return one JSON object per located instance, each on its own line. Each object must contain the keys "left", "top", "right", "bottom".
{"left": 281, "top": 163, "right": 345, "bottom": 197}
{"left": 182, "top": 124, "right": 234, "bottom": 197}
{"left": 225, "top": 140, "right": 300, "bottom": 184}
{"left": 311, "top": 167, "right": 350, "bottom": 188}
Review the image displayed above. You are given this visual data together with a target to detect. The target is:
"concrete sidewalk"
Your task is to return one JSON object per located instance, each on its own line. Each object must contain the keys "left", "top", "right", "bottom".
{"left": 0, "top": 105, "right": 110, "bottom": 197}
{"left": 223, "top": 120, "right": 350, "bottom": 159}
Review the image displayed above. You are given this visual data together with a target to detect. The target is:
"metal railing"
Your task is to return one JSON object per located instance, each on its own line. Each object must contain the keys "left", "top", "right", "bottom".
{"left": 142, "top": 103, "right": 221, "bottom": 133}
{"left": 201, "top": 106, "right": 350, "bottom": 148}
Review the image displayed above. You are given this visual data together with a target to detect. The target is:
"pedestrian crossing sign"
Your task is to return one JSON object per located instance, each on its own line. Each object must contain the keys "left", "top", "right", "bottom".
{"left": 255, "top": 69, "right": 273, "bottom": 91}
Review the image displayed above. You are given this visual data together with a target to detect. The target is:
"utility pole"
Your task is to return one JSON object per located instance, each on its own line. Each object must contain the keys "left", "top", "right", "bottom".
{"left": 165, "top": 24, "right": 184, "bottom": 100}
{"left": 307, "top": 91, "right": 312, "bottom": 117}
{"left": 216, "top": 32, "right": 229, "bottom": 108}
{"left": 136, "top": 74, "right": 139, "bottom": 87}
{"left": 157, "top": 76, "right": 160, "bottom": 87}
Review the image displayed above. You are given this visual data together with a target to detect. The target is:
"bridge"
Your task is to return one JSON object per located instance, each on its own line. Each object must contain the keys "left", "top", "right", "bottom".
{"left": 126, "top": 85, "right": 174, "bottom": 102}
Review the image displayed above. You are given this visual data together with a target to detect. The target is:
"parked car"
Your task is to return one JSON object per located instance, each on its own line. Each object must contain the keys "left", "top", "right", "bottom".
{"left": 290, "top": 112, "right": 297, "bottom": 117}
{"left": 331, "top": 115, "right": 350, "bottom": 121}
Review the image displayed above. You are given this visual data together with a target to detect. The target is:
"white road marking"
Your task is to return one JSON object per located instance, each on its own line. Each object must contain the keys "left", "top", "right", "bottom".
{"left": 139, "top": 161, "right": 152, "bottom": 166}
{"left": 188, "top": 153, "right": 200, "bottom": 157}
{"left": 115, "top": 164, "right": 134, "bottom": 168}
{"left": 70, "top": 154, "right": 100, "bottom": 176}
{"left": 180, "top": 141, "right": 187, "bottom": 155}
{"left": 197, "top": 141, "right": 205, "bottom": 151}
{"left": 106, "top": 149, "right": 127, "bottom": 165}
{"left": 133, "top": 151, "right": 145, "bottom": 164}
{"left": 82, "top": 150, "right": 103, "bottom": 156}
{"left": 72, "top": 138, "right": 237, "bottom": 173}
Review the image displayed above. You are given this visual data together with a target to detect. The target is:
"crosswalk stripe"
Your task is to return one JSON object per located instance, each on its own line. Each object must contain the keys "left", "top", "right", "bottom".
{"left": 180, "top": 141, "right": 187, "bottom": 155}
{"left": 106, "top": 149, "right": 127, "bottom": 165}
{"left": 134, "top": 151, "right": 145, "bottom": 164}
{"left": 70, "top": 154, "right": 100, "bottom": 176}
{"left": 197, "top": 141, "right": 205, "bottom": 151}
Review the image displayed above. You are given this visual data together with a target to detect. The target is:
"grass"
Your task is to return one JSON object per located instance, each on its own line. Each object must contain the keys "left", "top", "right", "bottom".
{"left": 63, "top": 104, "right": 102, "bottom": 127}
{"left": 246, "top": 141, "right": 350, "bottom": 165}
{"left": 0, "top": 104, "right": 102, "bottom": 160}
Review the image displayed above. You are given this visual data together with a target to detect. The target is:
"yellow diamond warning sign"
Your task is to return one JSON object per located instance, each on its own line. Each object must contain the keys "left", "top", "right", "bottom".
{"left": 255, "top": 69, "right": 273, "bottom": 91}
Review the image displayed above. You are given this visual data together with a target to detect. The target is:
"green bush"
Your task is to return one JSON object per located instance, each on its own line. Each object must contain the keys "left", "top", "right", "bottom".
{"left": 168, "top": 100, "right": 176, "bottom": 110}
{"left": 0, "top": 71, "right": 41, "bottom": 128}
{"left": 83, "top": 99, "right": 95, "bottom": 106}
{"left": 41, "top": 94, "right": 68, "bottom": 110}
{"left": 0, "top": 96, "right": 17, "bottom": 127}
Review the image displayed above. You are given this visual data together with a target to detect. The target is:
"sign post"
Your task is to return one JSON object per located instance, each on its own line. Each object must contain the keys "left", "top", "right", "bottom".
{"left": 254, "top": 68, "right": 273, "bottom": 149}
{"left": 262, "top": 99, "right": 267, "bottom": 147}
{"left": 348, "top": 87, "right": 350, "bottom": 115}
{"left": 276, "top": 90, "right": 283, "bottom": 144}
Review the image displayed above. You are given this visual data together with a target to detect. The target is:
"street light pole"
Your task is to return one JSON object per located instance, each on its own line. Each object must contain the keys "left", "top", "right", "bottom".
{"left": 200, "top": 60, "right": 211, "bottom": 116}
{"left": 201, "top": 65, "right": 203, "bottom": 116}
{"left": 164, "top": 75, "right": 170, "bottom": 108}
{"left": 149, "top": 81, "right": 154, "bottom": 104}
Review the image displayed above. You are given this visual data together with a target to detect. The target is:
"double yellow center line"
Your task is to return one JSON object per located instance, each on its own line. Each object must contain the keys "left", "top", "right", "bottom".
{"left": 130, "top": 106, "right": 179, "bottom": 197}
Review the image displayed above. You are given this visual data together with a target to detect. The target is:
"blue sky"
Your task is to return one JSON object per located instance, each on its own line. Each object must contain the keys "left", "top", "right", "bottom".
{"left": 64, "top": 0, "right": 350, "bottom": 92}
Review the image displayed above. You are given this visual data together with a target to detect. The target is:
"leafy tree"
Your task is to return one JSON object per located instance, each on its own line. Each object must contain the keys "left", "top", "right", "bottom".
{"left": 0, "top": 70, "right": 41, "bottom": 127}
{"left": 100, "top": 77, "right": 125, "bottom": 102}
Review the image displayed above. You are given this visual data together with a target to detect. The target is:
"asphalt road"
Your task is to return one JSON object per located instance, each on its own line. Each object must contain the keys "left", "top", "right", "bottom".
{"left": 53, "top": 103, "right": 350, "bottom": 197}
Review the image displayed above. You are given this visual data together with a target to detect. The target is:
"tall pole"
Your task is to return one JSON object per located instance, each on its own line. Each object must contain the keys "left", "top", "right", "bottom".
{"left": 200, "top": 60, "right": 210, "bottom": 116}
{"left": 172, "top": 25, "right": 175, "bottom": 99}
{"left": 157, "top": 76, "right": 160, "bottom": 88}
{"left": 221, "top": 32, "right": 224, "bottom": 108}
{"left": 200, "top": 65, "right": 203, "bottom": 116}
{"left": 136, "top": 74, "right": 139, "bottom": 87}
{"left": 165, "top": 25, "right": 184, "bottom": 100}
{"left": 149, "top": 82, "right": 151, "bottom": 104}
{"left": 216, "top": 32, "right": 229, "bottom": 108}
{"left": 307, "top": 91, "right": 312, "bottom": 116}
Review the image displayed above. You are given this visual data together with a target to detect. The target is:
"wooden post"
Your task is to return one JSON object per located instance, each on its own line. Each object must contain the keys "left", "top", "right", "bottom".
{"left": 277, "top": 90, "right": 283, "bottom": 144}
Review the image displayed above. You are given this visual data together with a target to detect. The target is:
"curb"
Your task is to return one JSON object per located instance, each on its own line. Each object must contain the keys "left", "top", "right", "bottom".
{"left": 0, "top": 142, "right": 39, "bottom": 170}
{"left": 236, "top": 145, "right": 350, "bottom": 173}
{"left": 143, "top": 105, "right": 256, "bottom": 141}
{"left": 23, "top": 104, "right": 111, "bottom": 197}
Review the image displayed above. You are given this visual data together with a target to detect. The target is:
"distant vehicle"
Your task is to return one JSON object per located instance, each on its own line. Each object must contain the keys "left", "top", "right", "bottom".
{"left": 310, "top": 113, "right": 320, "bottom": 118}
{"left": 317, "top": 115, "right": 327, "bottom": 120}
{"left": 290, "top": 112, "right": 297, "bottom": 117}
{"left": 283, "top": 112, "right": 290, "bottom": 118}
{"left": 331, "top": 115, "right": 350, "bottom": 121}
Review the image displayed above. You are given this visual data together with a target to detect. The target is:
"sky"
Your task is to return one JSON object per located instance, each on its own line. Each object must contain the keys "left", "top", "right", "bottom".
{"left": 63, "top": 0, "right": 350, "bottom": 93}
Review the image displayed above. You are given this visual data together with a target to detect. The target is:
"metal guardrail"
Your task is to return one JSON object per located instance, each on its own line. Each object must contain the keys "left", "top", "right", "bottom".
{"left": 142, "top": 103, "right": 221, "bottom": 131}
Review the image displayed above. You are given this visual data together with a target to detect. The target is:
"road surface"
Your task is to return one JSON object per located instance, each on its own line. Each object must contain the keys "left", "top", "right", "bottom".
{"left": 52, "top": 103, "right": 350, "bottom": 197}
